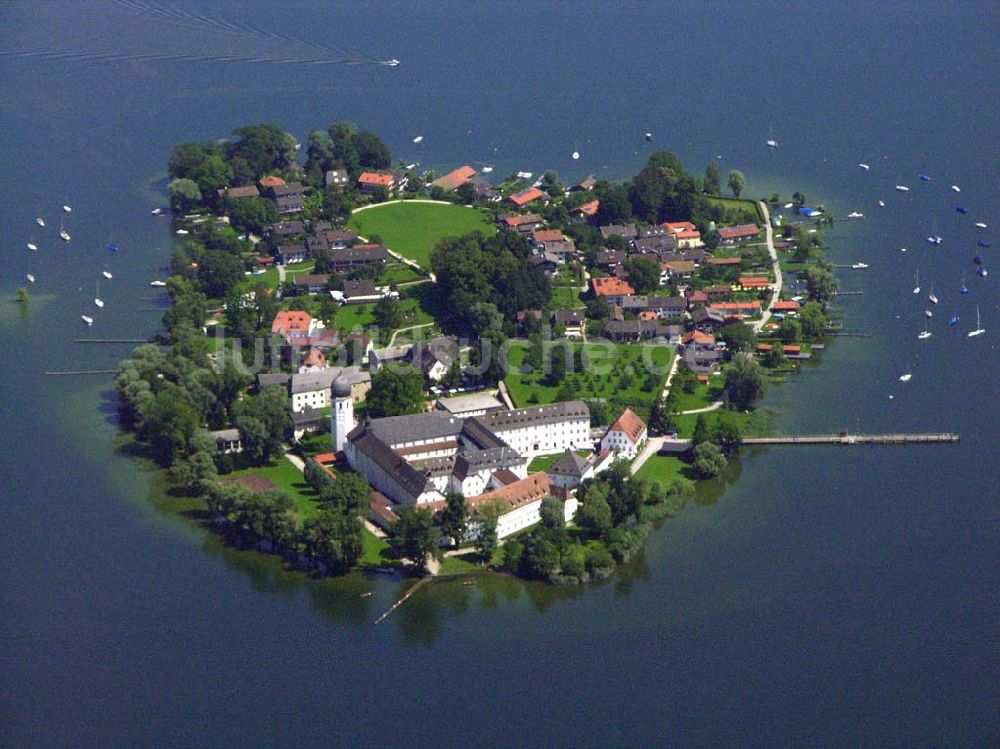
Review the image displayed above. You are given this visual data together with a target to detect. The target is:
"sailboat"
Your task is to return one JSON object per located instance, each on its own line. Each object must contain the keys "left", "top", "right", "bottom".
{"left": 27, "top": 242, "right": 37, "bottom": 251}
{"left": 81, "top": 314, "right": 93, "bottom": 326}
{"left": 928, "top": 284, "right": 938, "bottom": 305}
{"left": 967, "top": 306, "right": 985, "bottom": 337}
{"left": 960, "top": 275, "right": 968, "bottom": 294}
{"left": 912, "top": 270, "right": 920, "bottom": 294}
{"left": 26, "top": 273, "right": 35, "bottom": 284}
{"left": 36, "top": 217, "right": 45, "bottom": 227}
{"left": 924, "top": 309, "right": 933, "bottom": 318}
{"left": 63, "top": 204, "right": 72, "bottom": 213}
{"left": 59, "top": 217, "right": 71, "bottom": 242}
{"left": 899, "top": 373, "right": 912, "bottom": 382}
{"left": 94, "top": 279, "right": 104, "bottom": 308}
{"left": 858, "top": 163, "right": 870, "bottom": 170}
{"left": 917, "top": 319, "right": 932, "bottom": 340}
{"left": 102, "top": 270, "right": 113, "bottom": 280}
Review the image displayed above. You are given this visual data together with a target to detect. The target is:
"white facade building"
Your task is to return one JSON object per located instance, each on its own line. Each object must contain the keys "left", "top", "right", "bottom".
{"left": 600, "top": 408, "right": 648, "bottom": 459}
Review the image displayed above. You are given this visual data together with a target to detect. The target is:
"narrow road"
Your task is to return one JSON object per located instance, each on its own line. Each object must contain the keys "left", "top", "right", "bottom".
{"left": 680, "top": 400, "right": 724, "bottom": 415}
{"left": 388, "top": 322, "right": 435, "bottom": 347}
{"left": 752, "top": 200, "right": 783, "bottom": 334}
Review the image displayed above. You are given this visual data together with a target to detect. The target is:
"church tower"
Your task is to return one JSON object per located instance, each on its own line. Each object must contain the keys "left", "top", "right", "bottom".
{"left": 331, "top": 377, "right": 355, "bottom": 453}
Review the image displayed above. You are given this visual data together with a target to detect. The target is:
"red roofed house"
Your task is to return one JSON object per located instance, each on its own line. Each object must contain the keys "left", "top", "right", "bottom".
{"left": 782, "top": 345, "right": 802, "bottom": 355}
{"left": 357, "top": 171, "right": 396, "bottom": 193}
{"left": 259, "top": 175, "right": 286, "bottom": 189}
{"left": 705, "top": 256, "right": 743, "bottom": 267}
{"left": 508, "top": 186, "right": 546, "bottom": 207}
{"left": 572, "top": 199, "right": 600, "bottom": 218}
{"left": 686, "top": 290, "right": 708, "bottom": 307}
{"left": 739, "top": 276, "right": 771, "bottom": 290}
{"left": 773, "top": 300, "right": 801, "bottom": 313}
{"left": 718, "top": 224, "right": 760, "bottom": 243}
{"left": 532, "top": 228, "right": 564, "bottom": 244}
{"left": 682, "top": 330, "right": 716, "bottom": 348}
{"left": 431, "top": 165, "right": 476, "bottom": 192}
{"left": 499, "top": 213, "right": 544, "bottom": 230}
{"left": 271, "top": 310, "right": 317, "bottom": 339}
{"left": 299, "top": 347, "right": 327, "bottom": 372}
{"left": 601, "top": 408, "right": 648, "bottom": 458}
{"left": 663, "top": 221, "right": 702, "bottom": 249}
{"left": 590, "top": 276, "right": 635, "bottom": 306}
{"left": 710, "top": 300, "right": 762, "bottom": 319}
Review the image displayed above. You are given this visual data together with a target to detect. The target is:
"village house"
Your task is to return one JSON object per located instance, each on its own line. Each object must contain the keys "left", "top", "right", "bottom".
{"left": 275, "top": 196, "right": 303, "bottom": 215}
{"left": 718, "top": 224, "right": 760, "bottom": 244}
{"left": 271, "top": 310, "right": 318, "bottom": 340}
{"left": 773, "top": 300, "right": 801, "bottom": 314}
{"left": 691, "top": 305, "right": 727, "bottom": 332}
{"left": 276, "top": 242, "right": 309, "bottom": 264}
{"left": 739, "top": 276, "right": 771, "bottom": 291}
{"left": 590, "top": 276, "right": 635, "bottom": 306}
{"left": 217, "top": 185, "right": 260, "bottom": 201}
{"left": 547, "top": 449, "right": 594, "bottom": 489}
{"left": 663, "top": 221, "right": 702, "bottom": 249}
{"left": 340, "top": 279, "right": 383, "bottom": 305}
{"left": 267, "top": 220, "right": 304, "bottom": 239}
{"left": 571, "top": 199, "right": 600, "bottom": 219}
{"left": 704, "top": 256, "right": 743, "bottom": 269}
{"left": 358, "top": 171, "right": 396, "bottom": 193}
{"left": 600, "top": 223, "right": 638, "bottom": 241}
{"left": 292, "top": 274, "right": 330, "bottom": 296}
{"left": 532, "top": 228, "right": 564, "bottom": 246}
{"left": 508, "top": 186, "right": 547, "bottom": 208}
{"left": 210, "top": 428, "right": 243, "bottom": 455}
{"left": 435, "top": 392, "right": 505, "bottom": 419}
{"left": 316, "top": 228, "right": 358, "bottom": 250}
{"left": 499, "top": 213, "right": 544, "bottom": 232}
{"left": 551, "top": 309, "right": 585, "bottom": 338}
{"left": 661, "top": 259, "right": 696, "bottom": 284}
{"left": 324, "top": 169, "right": 349, "bottom": 189}
{"left": 431, "top": 165, "right": 477, "bottom": 192}
{"left": 710, "top": 300, "right": 763, "bottom": 319}
{"left": 600, "top": 408, "right": 647, "bottom": 459}
{"left": 329, "top": 243, "right": 389, "bottom": 272}
{"left": 685, "top": 289, "right": 708, "bottom": 308}
{"left": 681, "top": 331, "right": 724, "bottom": 373}
{"left": 258, "top": 175, "right": 285, "bottom": 190}
{"left": 368, "top": 345, "right": 413, "bottom": 372}
{"left": 542, "top": 239, "right": 577, "bottom": 262}
{"left": 530, "top": 252, "right": 560, "bottom": 275}
{"left": 408, "top": 337, "right": 458, "bottom": 382}
{"left": 634, "top": 234, "right": 678, "bottom": 254}
{"left": 570, "top": 175, "right": 596, "bottom": 192}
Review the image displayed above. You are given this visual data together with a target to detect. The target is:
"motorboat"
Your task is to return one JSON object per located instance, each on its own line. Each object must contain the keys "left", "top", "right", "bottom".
{"left": 59, "top": 228, "right": 71, "bottom": 242}
{"left": 27, "top": 242, "right": 37, "bottom": 251}
{"left": 919, "top": 174, "right": 931, "bottom": 182}
{"left": 766, "top": 139, "right": 778, "bottom": 149}
{"left": 951, "top": 185, "right": 961, "bottom": 192}
{"left": 36, "top": 217, "right": 45, "bottom": 227}
{"left": 852, "top": 262, "right": 869, "bottom": 269}
{"left": 899, "top": 373, "right": 912, "bottom": 382}
{"left": 956, "top": 205, "right": 968, "bottom": 213}
{"left": 26, "top": 273, "right": 35, "bottom": 283}
{"left": 977, "top": 266, "right": 988, "bottom": 277}
{"left": 924, "top": 309, "right": 933, "bottom": 318}
{"left": 384, "top": 58, "right": 400, "bottom": 67}
{"left": 481, "top": 166, "right": 493, "bottom": 173}
{"left": 644, "top": 132, "right": 653, "bottom": 142}
{"left": 847, "top": 211, "right": 864, "bottom": 218}
{"left": 895, "top": 184, "right": 910, "bottom": 192}
{"left": 94, "top": 280, "right": 104, "bottom": 308}
{"left": 102, "top": 271, "right": 113, "bottom": 280}
{"left": 176, "top": 229, "right": 189, "bottom": 235}
{"left": 877, "top": 199, "right": 885, "bottom": 207}
{"left": 571, "top": 151, "right": 580, "bottom": 160}
{"left": 81, "top": 315, "right": 93, "bottom": 326}
{"left": 858, "top": 163, "right": 870, "bottom": 170}
{"left": 63, "top": 204, "right": 72, "bottom": 212}
{"left": 150, "top": 280, "right": 167, "bottom": 287}
{"left": 151, "top": 207, "right": 164, "bottom": 215}
{"left": 412, "top": 135, "right": 423, "bottom": 143}
{"left": 974, "top": 222, "right": 988, "bottom": 229}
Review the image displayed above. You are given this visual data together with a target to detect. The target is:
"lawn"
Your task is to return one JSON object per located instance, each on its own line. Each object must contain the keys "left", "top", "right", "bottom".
{"left": 504, "top": 341, "right": 674, "bottom": 420}
{"left": 635, "top": 454, "right": 689, "bottom": 487}
{"left": 672, "top": 408, "right": 772, "bottom": 440}
{"left": 706, "top": 196, "right": 765, "bottom": 225}
{"left": 439, "top": 553, "right": 483, "bottom": 575}
{"left": 670, "top": 377, "right": 724, "bottom": 412}
{"left": 228, "top": 456, "right": 324, "bottom": 518}
{"left": 348, "top": 200, "right": 496, "bottom": 269}
{"left": 527, "top": 451, "right": 589, "bottom": 473}
{"left": 551, "top": 285, "right": 585, "bottom": 309}
{"left": 360, "top": 529, "right": 393, "bottom": 567}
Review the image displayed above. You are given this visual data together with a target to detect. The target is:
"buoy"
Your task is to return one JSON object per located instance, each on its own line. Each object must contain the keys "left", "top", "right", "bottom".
{"left": 571, "top": 151, "right": 580, "bottom": 160}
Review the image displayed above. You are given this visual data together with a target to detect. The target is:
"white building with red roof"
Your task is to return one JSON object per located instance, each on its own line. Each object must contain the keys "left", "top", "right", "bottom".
{"left": 600, "top": 408, "right": 648, "bottom": 459}
{"left": 271, "top": 310, "right": 318, "bottom": 339}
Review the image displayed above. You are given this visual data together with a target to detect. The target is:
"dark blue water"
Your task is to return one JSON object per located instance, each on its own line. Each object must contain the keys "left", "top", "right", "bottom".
{"left": 1, "top": 2, "right": 997, "bottom": 746}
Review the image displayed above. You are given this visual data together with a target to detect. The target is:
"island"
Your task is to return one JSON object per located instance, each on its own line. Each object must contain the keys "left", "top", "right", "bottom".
{"left": 116, "top": 122, "right": 840, "bottom": 585}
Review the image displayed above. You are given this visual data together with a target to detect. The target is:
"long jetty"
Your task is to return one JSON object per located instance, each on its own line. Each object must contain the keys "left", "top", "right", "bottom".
{"left": 44, "top": 369, "right": 118, "bottom": 376}
{"left": 74, "top": 338, "right": 154, "bottom": 344}
{"left": 744, "top": 433, "right": 959, "bottom": 446}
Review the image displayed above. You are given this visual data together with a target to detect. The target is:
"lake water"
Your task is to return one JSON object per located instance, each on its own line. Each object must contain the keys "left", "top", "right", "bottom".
{"left": 1, "top": 1, "right": 997, "bottom": 746}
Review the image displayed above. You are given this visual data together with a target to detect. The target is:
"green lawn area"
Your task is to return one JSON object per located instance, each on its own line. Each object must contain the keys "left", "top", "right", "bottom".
{"left": 671, "top": 377, "right": 724, "bottom": 412}
{"left": 228, "top": 456, "right": 324, "bottom": 518}
{"left": 360, "top": 528, "right": 393, "bottom": 567}
{"left": 706, "top": 196, "right": 765, "bottom": 225}
{"left": 379, "top": 261, "right": 425, "bottom": 286}
{"left": 348, "top": 200, "right": 496, "bottom": 269}
{"left": 672, "top": 408, "right": 772, "bottom": 440}
{"left": 635, "top": 454, "right": 689, "bottom": 487}
{"left": 333, "top": 278, "right": 442, "bottom": 337}
{"left": 439, "top": 553, "right": 483, "bottom": 575}
{"left": 551, "top": 285, "right": 585, "bottom": 309}
{"left": 504, "top": 341, "right": 674, "bottom": 420}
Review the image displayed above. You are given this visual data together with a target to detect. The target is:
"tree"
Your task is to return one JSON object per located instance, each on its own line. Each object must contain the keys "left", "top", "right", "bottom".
{"left": 366, "top": 365, "right": 425, "bottom": 418}
{"left": 623, "top": 255, "right": 661, "bottom": 294}
{"left": 648, "top": 396, "right": 676, "bottom": 435}
{"left": 705, "top": 160, "right": 721, "bottom": 195}
{"left": 692, "top": 414, "right": 711, "bottom": 446}
{"left": 804, "top": 266, "right": 839, "bottom": 305}
{"left": 539, "top": 497, "right": 568, "bottom": 552}
{"left": 169, "top": 141, "right": 212, "bottom": 179}
{"left": 724, "top": 354, "right": 766, "bottom": 411}
{"left": 301, "top": 511, "right": 363, "bottom": 574}
{"left": 727, "top": 170, "right": 745, "bottom": 198}
{"left": 440, "top": 492, "right": 467, "bottom": 546}
{"left": 197, "top": 251, "right": 245, "bottom": 298}
{"left": 667, "top": 477, "right": 695, "bottom": 501}
{"left": 353, "top": 130, "right": 392, "bottom": 170}
{"left": 227, "top": 196, "right": 278, "bottom": 235}
{"left": 391, "top": 505, "right": 440, "bottom": 570}
{"left": 703, "top": 228, "right": 721, "bottom": 250}
{"left": 586, "top": 399, "right": 609, "bottom": 427}
{"left": 234, "top": 385, "right": 291, "bottom": 464}
{"left": 227, "top": 124, "right": 297, "bottom": 178}
{"left": 712, "top": 413, "right": 743, "bottom": 456}
{"left": 168, "top": 178, "right": 202, "bottom": 212}
{"left": 798, "top": 301, "right": 828, "bottom": 337}
{"left": 141, "top": 388, "right": 201, "bottom": 466}
{"left": 792, "top": 191, "right": 806, "bottom": 207}
{"left": 779, "top": 317, "right": 802, "bottom": 343}
{"left": 520, "top": 536, "right": 559, "bottom": 579}
{"left": 440, "top": 360, "right": 463, "bottom": 391}
{"left": 762, "top": 346, "right": 787, "bottom": 368}
{"left": 693, "top": 441, "right": 727, "bottom": 478}
{"left": 321, "top": 472, "right": 371, "bottom": 512}
{"left": 575, "top": 485, "right": 613, "bottom": 535}
{"left": 474, "top": 504, "right": 499, "bottom": 563}
{"left": 718, "top": 322, "right": 757, "bottom": 354}
{"left": 190, "top": 153, "right": 233, "bottom": 194}
{"left": 594, "top": 183, "right": 633, "bottom": 225}
{"left": 373, "top": 296, "right": 403, "bottom": 332}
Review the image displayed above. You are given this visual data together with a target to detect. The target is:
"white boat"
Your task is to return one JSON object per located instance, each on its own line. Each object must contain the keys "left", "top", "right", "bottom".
{"left": 951, "top": 185, "right": 961, "bottom": 192}
{"left": 928, "top": 287, "right": 938, "bottom": 304}
{"left": 36, "top": 217, "right": 45, "bottom": 227}
{"left": 899, "top": 373, "right": 912, "bottom": 382}
{"left": 571, "top": 151, "right": 580, "bottom": 160}
{"left": 175, "top": 229, "right": 189, "bottom": 235}
{"left": 877, "top": 199, "right": 885, "bottom": 207}
{"left": 27, "top": 242, "right": 37, "bottom": 251}
{"left": 412, "top": 135, "right": 423, "bottom": 143}
{"left": 102, "top": 270, "right": 113, "bottom": 280}
{"left": 63, "top": 204, "right": 72, "bottom": 213}
{"left": 81, "top": 315, "right": 93, "bottom": 326}
{"left": 895, "top": 184, "right": 909, "bottom": 192}
{"left": 94, "top": 280, "right": 104, "bottom": 308}
{"left": 858, "top": 163, "right": 870, "bottom": 170}
{"left": 516, "top": 171, "right": 533, "bottom": 179}
{"left": 974, "top": 222, "right": 987, "bottom": 229}
{"left": 918, "top": 328, "right": 932, "bottom": 340}
{"left": 913, "top": 270, "right": 920, "bottom": 294}
{"left": 151, "top": 207, "right": 164, "bottom": 215}
{"left": 644, "top": 132, "right": 653, "bottom": 141}
{"left": 60, "top": 229, "right": 71, "bottom": 242}
{"left": 766, "top": 139, "right": 778, "bottom": 149}
{"left": 924, "top": 309, "right": 933, "bottom": 318}
{"left": 783, "top": 202, "right": 794, "bottom": 208}
{"left": 150, "top": 280, "right": 167, "bottom": 287}
{"left": 967, "top": 305, "right": 985, "bottom": 337}
{"left": 481, "top": 166, "right": 493, "bottom": 173}
{"left": 384, "top": 58, "right": 400, "bottom": 66}
{"left": 847, "top": 211, "right": 864, "bottom": 218}
{"left": 852, "top": 262, "right": 869, "bottom": 269}
{"left": 26, "top": 273, "right": 35, "bottom": 284}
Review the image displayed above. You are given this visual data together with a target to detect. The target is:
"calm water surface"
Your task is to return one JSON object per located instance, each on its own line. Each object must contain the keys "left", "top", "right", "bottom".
{"left": 1, "top": 1, "right": 997, "bottom": 746}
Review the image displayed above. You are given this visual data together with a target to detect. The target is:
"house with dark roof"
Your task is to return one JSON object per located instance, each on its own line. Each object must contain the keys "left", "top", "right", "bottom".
{"left": 547, "top": 449, "right": 594, "bottom": 489}
{"left": 268, "top": 220, "right": 304, "bottom": 239}
{"left": 329, "top": 243, "right": 388, "bottom": 271}
{"left": 571, "top": 175, "right": 597, "bottom": 192}
{"left": 292, "top": 274, "right": 330, "bottom": 295}
{"left": 341, "top": 279, "right": 382, "bottom": 304}
{"left": 499, "top": 213, "right": 544, "bottom": 231}
{"left": 324, "top": 169, "right": 349, "bottom": 189}
{"left": 275, "top": 194, "right": 304, "bottom": 215}
{"left": 600, "top": 223, "right": 638, "bottom": 241}
{"left": 408, "top": 337, "right": 458, "bottom": 382}
{"left": 552, "top": 309, "right": 585, "bottom": 338}
{"left": 218, "top": 185, "right": 260, "bottom": 200}
{"left": 691, "top": 305, "right": 727, "bottom": 332}
{"left": 276, "top": 243, "right": 309, "bottom": 264}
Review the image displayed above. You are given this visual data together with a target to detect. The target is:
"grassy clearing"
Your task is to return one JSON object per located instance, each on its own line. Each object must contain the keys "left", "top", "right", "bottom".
{"left": 671, "top": 378, "right": 724, "bottom": 412}
{"left": 439, "top": 553, "right": 482, "bottom": 575}
{"left": 672, "top": 408, "right": 772, "bottom": 440}
{"left": 635, "top": 454, "right": 690, "bottom": 487}
{"left": 504, "top": 341, "right": 674, "bottom": 420}
{"left": 228, "top": 457, "right": 324, "bottom": 518}
{"left": 360, "top": 529, "right": 393, "bottom": 567}
{"left": 706, "top": 196, "right": 765, "bottom": 225}
{"left": 348, "top": 201, "right": 496, "bottom": 269}
{"left": 527, "top": 450, "right": 590, "bottom": 473}
{"left": 551, "top": 285, "right": 585, "bottom": 309}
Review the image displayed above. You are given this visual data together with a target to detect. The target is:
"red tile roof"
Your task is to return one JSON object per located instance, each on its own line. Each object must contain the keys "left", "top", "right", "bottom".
{"left": 718, "top": 224, "right": 759, "bottom": 240}
{"left": 271, "top": 310, "right": 314, "bottom": 336}
{"left": 572, "top": 199, "right": 600, "bottom": 216}
{"left": 739, "top": 276, "right": 771, "bottom": 288}
{"left": 500, "top": 213, "right": 544, "bottom": 228}
{"left": 590, "top": 277, "right": 635, "bottom": 297}
{"left": 432, "top": 165, "right": 476, "bottom": 192}
{"left": 773, "top": 300, "right": 801, "bottom": 311}
{"left": 638, "top": 310, "right": 658, "bottom": 321}
{"left": 682, "top": 331, "right": 715, "bottom": 345}
{"left": 259, "top": 175, "right": 286, "bottom": 188}
{"left": 782, "top": 345, "right": 801, "bottom": 354}
{"left": 686, "top": 290, "right": 708, "bottom": 303}
{"left": 509, "top": 186, "right": 546, "bottom": 207}
{"left": 710, "top": 301, "right": 762, "bottom": 312}
{"left": 422, "top": 473, "right": 560, "bottom": 515}
{"left": 705, "top": 256, "right": 742, "bottom": 266}
{"left": 302, "top": 348, "right": 326, "bottom": 368}
{"left": 358, "top": 172, "right": 395, "bottom": 187}
{"left": 663, "top": 221, "right": 701, "bottom": 240}
{"left": 533, "top": 229, "right": 564, "bottom": 243}
{"left": 608, "top": 408, "right": 646, "bottom": 443}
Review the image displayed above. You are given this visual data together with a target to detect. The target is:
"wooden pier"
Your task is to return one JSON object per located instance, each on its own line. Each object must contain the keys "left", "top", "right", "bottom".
{"left": 743, "top": 433, "right": 959, "bottom": 446}
{"left": 827, "top": 331, "right": 872, "bottom": 338}
{"left": 74, "top": 338, "right": 154, "bottom": 344}
{"left": 45, "top": 369, "right": 118, "bottom": 376}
